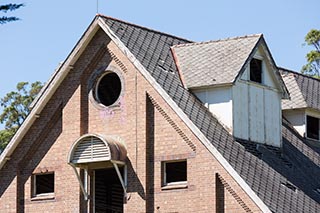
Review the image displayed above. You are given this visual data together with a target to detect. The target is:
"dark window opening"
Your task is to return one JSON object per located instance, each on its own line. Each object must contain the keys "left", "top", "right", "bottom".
{"left": 306, "top": 115, "right": 319, "bottom": 140}
{"left": 34, "top": 173, "right": 54, "bottom": 195}
{"left": 95, "top": 168, "right": 124, "bottom": 213}
{"left": 97, "top": 72, "right": 122, "bottom": 106}
{"left": 250, "top": 58, "right": 262, "bottom": 83}
{"left": 163, "top": 160, "right": 187, "bottom": 186}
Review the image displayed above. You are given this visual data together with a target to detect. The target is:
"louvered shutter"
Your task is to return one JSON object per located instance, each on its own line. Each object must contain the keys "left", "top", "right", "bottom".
{"left": 68, "top": 134, "right": 127, "bottom": 165}
{"left": 70, "top": 136, "right": 111, "bottom": 164}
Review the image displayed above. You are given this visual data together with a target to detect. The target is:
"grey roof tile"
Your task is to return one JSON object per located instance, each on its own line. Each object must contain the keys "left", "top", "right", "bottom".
{"left": 101, "top": 15, "right": 320, "bottom": 212}
{"left": 281, "top": 68, "right": 320, "bottom": 111}
{"left": 172, "top": 35, "right": 261, "bottom": 88}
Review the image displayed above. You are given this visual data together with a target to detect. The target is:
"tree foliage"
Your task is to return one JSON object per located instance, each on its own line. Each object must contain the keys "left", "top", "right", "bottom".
{"left": 0, "top": 3, "right": 24, "bottom": 24}
{"left": 302, "top": 29, "right": 320, "bottom": 78}
{"left": 0, "top": 81, "right": 43, "bottom": 151}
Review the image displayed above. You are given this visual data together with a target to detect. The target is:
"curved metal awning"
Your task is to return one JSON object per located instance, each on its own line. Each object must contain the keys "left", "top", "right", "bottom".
{"left": 68, "top": 134, "right": 127, "bottom": 167}
{"left": 68, "top": 134, "right": 128, "bottom": 201}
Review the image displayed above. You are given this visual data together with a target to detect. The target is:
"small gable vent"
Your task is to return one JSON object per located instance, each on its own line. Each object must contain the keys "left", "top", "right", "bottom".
{"left": 72, "top": 136, "right": 110, "bottom": 164}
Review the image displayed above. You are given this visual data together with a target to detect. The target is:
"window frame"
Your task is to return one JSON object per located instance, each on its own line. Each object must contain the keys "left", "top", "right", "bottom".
{"left": 161, "top": 160, "right": 187, "bottom": 189}
{"left": 249, "top": 58, "right": 263, "bottom": 84}
{"left": 31, "top": 172, "right": 55, "bottom": 199}
{"left": 306, "top": 114, "right": 320, "bottom": 141}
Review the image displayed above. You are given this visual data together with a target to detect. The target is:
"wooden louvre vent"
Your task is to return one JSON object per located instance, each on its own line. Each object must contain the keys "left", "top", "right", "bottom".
{"left": 72, "top": 136, "right": 110, "bottom": 164}
{"left": 68, "top": 134, "right": 127, "bottom": 166}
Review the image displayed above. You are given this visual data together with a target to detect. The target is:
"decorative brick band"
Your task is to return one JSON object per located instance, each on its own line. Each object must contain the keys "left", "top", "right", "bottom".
{"left": 216, "top": 173, "right": 253, "bottom": 213}
{"left": 147, "top": 94, "right": 196, "bottom": 152}
{"left": 83, "top": 43, "right": 109, "bottom": 79}
{"left": 85, "top": 45, "right": 127, "bottom": 91}
{"left": 107, "top": 48, "right": 128, "bottom": 74}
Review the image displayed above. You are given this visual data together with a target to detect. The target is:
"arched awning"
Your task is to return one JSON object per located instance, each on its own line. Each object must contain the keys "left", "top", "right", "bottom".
{"left": 67, "top": 134, "right": 127, "bottom": 201}
{"left": 68, "top": 134, "right": 127, "bottom": 167}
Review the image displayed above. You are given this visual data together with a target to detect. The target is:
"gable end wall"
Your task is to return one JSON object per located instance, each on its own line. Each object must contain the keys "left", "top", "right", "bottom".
{"left": 0, "top": 27, "right": 263, "bottom": 212}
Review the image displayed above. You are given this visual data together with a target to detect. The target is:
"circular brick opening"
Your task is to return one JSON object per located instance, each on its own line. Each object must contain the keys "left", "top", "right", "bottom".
{"left": 95, "top": 72, "right": 122, "bottom": 107}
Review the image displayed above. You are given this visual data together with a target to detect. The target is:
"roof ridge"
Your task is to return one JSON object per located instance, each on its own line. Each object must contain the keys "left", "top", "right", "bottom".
{"left": 97, "top": 14, "right": 193, "bottom": 43}
{"left": 279, "top": 66, "right": 320, "bottom": 82}
{"left": 172, "top": 33, "right": 262, "bottom": 49}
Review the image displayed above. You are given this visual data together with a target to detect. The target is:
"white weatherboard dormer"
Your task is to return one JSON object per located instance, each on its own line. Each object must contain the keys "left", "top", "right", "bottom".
{"left": 282, "top": 108, "right": 320, "bottom": 143}
{"left": 233, "top": 46, "right": 285, "bottom": 146}
{"left": 281, "top": 69, "right": 320, "bottom": 145}
{"left": 172, "top": 34, "right": 289, "bottom": 147}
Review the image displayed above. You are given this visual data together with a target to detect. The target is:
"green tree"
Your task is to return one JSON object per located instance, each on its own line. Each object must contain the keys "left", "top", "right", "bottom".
{"left": 0, "top": 3, "right": 24, "bottom": 24}
{"left": 302, "top": 29, "right": 320, "bottom": 78}
{"left": 0, "top": 81, "right": 43, "bottom": 151}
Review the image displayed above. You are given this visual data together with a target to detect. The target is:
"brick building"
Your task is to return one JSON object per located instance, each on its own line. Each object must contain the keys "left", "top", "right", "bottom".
{"left": 0, "top": 15, "right": 319, "bottom": 212}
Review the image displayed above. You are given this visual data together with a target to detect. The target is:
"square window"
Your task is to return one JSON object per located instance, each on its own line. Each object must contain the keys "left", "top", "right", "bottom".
{"left": 250, "top": 58, "right": 262, "bottom": 83}
{"left": 162, "top": 160, "right": 187, "bottom": 187}
{"left": 32, "top": 173, "right": 54, "bottom": 197}
{"left": 306, "top": 115, "right": 319, "bottom": 140}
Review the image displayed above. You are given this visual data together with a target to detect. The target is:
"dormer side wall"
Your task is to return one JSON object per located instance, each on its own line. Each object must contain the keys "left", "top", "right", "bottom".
{"left": 193, "top": 86, "right": 233, "bottom": 132}
{"left": 283, "top": 109, "right": 306, "bottom": 137}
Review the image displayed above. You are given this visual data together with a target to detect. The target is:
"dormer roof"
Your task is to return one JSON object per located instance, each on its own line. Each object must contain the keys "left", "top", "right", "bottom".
{"left": 172, "top": 34, "right": 261, "bottom": 87}
{"left": 172, "top": 34, "right": 289, "bottom": 98}
{"left": 281, "top": 68, "right": 320, "bottom": 111}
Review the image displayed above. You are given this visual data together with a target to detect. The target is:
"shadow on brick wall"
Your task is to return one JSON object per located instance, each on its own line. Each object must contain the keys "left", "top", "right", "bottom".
{"left": 126, "top": 159, "right": 146, "bottom": 200}
{"left": 0, "top": 104, "right": 62, "bottom": 212}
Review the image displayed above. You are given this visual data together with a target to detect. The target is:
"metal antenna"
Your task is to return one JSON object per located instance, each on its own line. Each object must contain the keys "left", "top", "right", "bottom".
{"left": 96, "top": 0, "right": 99, "bottom": 14}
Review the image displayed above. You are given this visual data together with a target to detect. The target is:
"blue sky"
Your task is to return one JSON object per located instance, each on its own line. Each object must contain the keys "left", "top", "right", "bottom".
{"left": 0, "top": 0, "right": 319, "bottom": 129}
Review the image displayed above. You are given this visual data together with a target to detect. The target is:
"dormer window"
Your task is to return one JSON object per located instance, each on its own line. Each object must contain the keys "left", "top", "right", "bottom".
{"left": 250, "top": 58, "right": 262, "bottom": 83}
{"left": 306, "top": 115, "right": 320, "bottom": 140}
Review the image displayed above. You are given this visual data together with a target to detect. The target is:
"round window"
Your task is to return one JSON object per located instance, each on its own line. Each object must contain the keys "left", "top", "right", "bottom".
{"left": 96, "top": 72, "right": 122, "bottom": 106}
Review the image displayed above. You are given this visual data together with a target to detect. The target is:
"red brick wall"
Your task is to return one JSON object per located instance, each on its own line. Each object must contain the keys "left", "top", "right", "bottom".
{"left": 0, "top": 28, "right": 263, "bottom": 212}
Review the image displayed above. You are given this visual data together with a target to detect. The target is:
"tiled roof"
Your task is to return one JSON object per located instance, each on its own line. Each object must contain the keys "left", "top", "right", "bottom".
{"left": 104, "top": 16, "right": 190, "bottom": 88}
{"left": 172, "top": 35, "right": 261, "bottom": 88}
{"left": 101, "top": 16, "right": 320, "bottom": 212}
{"left": 281, "top": 68, "right": 320, "bottom": 111}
